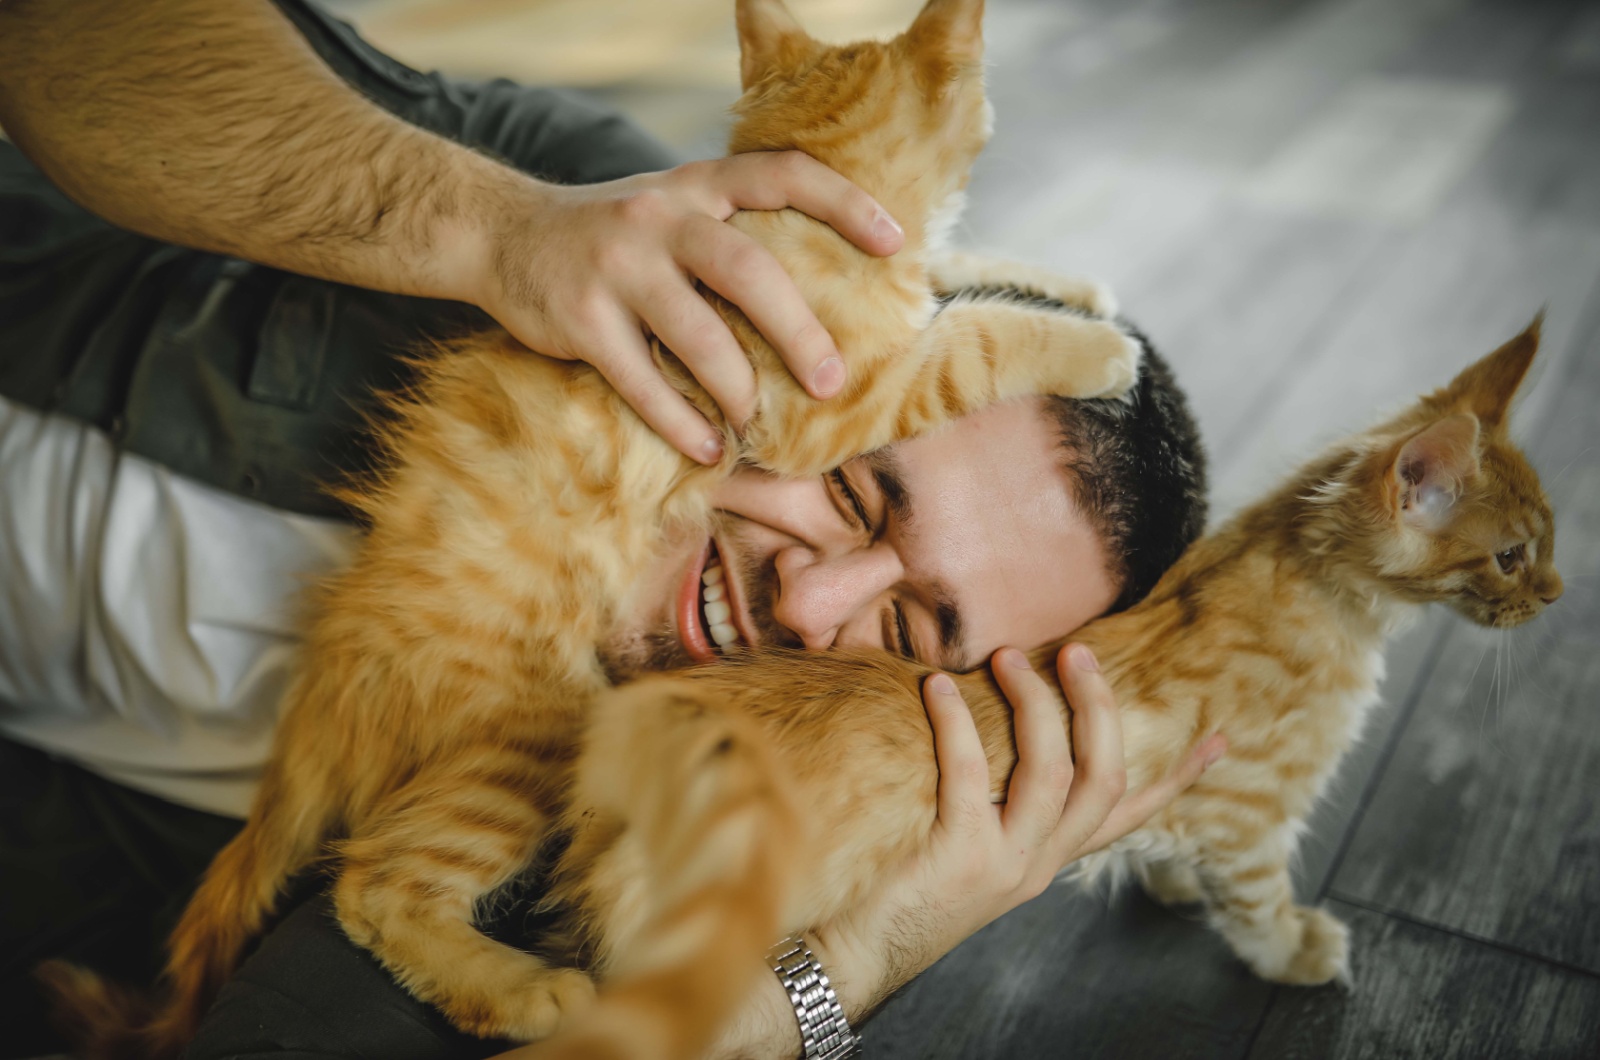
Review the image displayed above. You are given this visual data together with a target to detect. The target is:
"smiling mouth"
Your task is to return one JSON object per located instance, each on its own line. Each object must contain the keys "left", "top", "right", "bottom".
{"left": 700, "top": 546, "right": 741, "bottom": 653}
{"left": 680, "top": 540, "right": 749, "bottom": 663}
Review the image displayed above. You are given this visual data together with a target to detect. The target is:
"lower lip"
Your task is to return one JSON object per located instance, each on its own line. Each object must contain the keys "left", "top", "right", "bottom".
{"left": 678, "top": 538, "right": 717, "bottom": 664}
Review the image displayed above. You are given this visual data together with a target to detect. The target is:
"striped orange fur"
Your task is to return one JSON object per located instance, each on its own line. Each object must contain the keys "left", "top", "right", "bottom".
{"left": 529, "top": 317, "right": 1561, "bottom": 1058}
{"left": 42, "top": 0, "right": 1154, "bottom": 1054}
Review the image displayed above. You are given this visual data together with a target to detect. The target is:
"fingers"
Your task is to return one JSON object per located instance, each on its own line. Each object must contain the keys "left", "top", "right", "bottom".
{"left": 702, "top": 152, "right": 904, "bottom": 258}
{"left": 1080, "top": 734, "right": 1226, "bottom": 856}
{"left": 488, "top": 154, "right": 903, "bottom": 455}
{"left": 922, "top": 672, "right": 991, "bottom": 838}
{"left": 585, "top": 310, "right": 726, "bottom": 465}
{"left": 994, "top": 648, "right": 1073, "bottom": 851}
{"left": 676, "top": 213, "right": 846, "bottom": 400}
{"left": 1043, "top": 644, "right": 1129, "bottom": 867}
{"left": 631, "top": 263, "right": 759, "bottom": 427}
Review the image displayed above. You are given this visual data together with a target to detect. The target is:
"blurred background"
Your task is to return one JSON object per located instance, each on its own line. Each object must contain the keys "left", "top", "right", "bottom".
{"left": 336, "top": 1, "right": 1599, "bottom": 1056}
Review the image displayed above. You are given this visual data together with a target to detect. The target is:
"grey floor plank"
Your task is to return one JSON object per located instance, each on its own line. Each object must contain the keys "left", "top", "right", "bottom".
{"left": 1377, "top": 0, "right": 1587, "bottom": 82}
{"left": 1247, "top": 900, "right": 1600, "bottom": 1060}
{"left": 863, "top": 884, "right": 1275, "bottom": 1060}
{"left": 1200, "top": 200, "right": 1600, "bottom": 516}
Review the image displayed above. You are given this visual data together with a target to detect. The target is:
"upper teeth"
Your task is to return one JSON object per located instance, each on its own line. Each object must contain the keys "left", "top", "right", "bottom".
{"left": 702, "top": 560, "right": 739, "bottom": 649}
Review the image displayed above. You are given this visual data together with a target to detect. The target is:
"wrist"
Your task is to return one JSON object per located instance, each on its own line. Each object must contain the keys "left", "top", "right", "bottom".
{"left": 428, "top": 150, "right": 548, "bottom": 311}
{"left": 767, "top": 934, "right": 863, "bottom": 1060}
{"left": 809, "top": 915, "right": 892, "bottom": 1025}
{"left": 435, "top": 152, "right": 566, "bottom": 320}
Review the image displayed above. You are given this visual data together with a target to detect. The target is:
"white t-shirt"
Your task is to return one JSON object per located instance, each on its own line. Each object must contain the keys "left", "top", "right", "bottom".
{"left": 0, "top": 393, "right": 357, "bottom": 817}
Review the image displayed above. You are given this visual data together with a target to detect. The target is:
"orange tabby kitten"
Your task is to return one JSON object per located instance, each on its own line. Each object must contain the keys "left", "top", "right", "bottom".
{"left": 531, "top": 318, "right": 1561, "bottom": 1059}
{"left": 47, "top": 0, "right": 1148, "bottom": 1053}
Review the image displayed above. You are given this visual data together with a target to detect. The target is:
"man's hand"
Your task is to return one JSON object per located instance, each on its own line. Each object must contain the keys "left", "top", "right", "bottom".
{"left": 813, "top": 643, "right": 1226, "bottom": 1017}
{"left": 0, "top": 0, "right": 903, "bottom": 466}
{"left": 473, "top": 153, "right": 904, "bottom": 464}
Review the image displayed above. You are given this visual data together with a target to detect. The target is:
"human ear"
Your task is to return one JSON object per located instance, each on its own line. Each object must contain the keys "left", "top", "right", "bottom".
{"left": 1391, "top": 414, "right": 1480, "bottom": 530}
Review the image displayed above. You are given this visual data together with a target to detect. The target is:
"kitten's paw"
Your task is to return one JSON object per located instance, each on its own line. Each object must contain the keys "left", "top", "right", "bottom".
{"left": 1018, "top": 275, "right": 1119, "bottom": 318}
{"left": 1072, "top": 323, "right": 1142, "bottom": 401}
{"left": 516, "top": 967, "right": 599, "bottom": 1039}
{"left": 1140, "top": 860, "right": 1205, "bottom": 907}
{"left": 446, "top": 967, "right": 597, "bottom": 1041}
{"left": 1258, "top": 906, "right": 1352, "bottom": 987}
{"left": 1083, "top": 279, "right": 1119, "bottom": 320}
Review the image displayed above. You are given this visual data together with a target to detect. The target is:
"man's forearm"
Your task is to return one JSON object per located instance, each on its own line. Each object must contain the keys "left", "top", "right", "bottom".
{"left": 0, "top": 0, "right": 515, "bottom": 305}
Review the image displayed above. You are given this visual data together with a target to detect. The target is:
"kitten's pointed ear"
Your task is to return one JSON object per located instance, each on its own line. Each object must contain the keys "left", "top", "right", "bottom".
{"left": 737, "top": 0, "right": 810, "bottom": 90}
{"left": 905, "top": 0, "right": 987, "bottom": 69}
{"left": 1439, "top": 312, "right": 1542, "bottom": 430}
{"left": 1391, "top": 414, "right": 1481, "bottom": 530}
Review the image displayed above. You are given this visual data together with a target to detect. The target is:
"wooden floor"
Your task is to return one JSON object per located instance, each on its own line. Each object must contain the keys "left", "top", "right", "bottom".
{"left": 341, "top": 0, "right": 1600, "bottom": 1055}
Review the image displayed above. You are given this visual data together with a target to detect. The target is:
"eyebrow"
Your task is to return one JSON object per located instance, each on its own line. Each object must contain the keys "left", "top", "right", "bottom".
{"left": 864, "top": 449, "right": 968, "bottom": 670}
{"left": 865, "top": 449, "right": 913, "bottom": 526}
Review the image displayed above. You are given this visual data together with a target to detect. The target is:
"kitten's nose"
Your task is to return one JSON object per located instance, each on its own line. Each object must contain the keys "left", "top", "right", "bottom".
{"left": 1540, "top": 575, "right": 1563, "bottom": 605}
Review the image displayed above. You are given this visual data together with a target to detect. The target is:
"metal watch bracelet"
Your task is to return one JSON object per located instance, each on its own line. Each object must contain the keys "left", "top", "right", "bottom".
{"left": 767, "top": 934, "right": 862, "bottom": 1060}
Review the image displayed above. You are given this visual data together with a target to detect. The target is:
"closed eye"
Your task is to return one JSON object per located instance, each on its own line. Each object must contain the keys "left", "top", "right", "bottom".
{"left": 829, "top": 468, "right": 871, "bottom": 530}
{"left": 891, "top": 599, "right": 914, "bottom": 660}
{"left": 835, "top": 467, "right": 916, "bottom": 660}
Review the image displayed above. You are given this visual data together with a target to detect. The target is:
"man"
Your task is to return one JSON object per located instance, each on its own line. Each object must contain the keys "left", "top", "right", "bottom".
{"left": 0, "top": 0, "right": 1217, "bottom": 1056}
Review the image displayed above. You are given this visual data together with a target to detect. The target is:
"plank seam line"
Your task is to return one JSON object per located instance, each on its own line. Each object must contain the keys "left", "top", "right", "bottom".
{"left": 1326, "top": 890, "right": 1600, "bottom": 982}
{"left": 1237, "top": 982, "right": 1283, "bottom": 1060}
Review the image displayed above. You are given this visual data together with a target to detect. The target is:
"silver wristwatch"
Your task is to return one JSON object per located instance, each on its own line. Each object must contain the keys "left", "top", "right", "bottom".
{"left": 767, "top": 935, "right": 862, "bottom": 1060}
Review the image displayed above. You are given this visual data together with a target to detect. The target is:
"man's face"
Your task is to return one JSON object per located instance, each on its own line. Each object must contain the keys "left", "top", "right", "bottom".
{"left": 603, "top": 397, "right": 1118, "bottom": 677}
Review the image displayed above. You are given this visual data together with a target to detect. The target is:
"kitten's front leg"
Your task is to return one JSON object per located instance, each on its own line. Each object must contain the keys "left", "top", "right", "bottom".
{"left": 333, "top": 742, "right": 595, "bottom": 1040}
{"left": 1197, "top": 837, "right": 1351, "bottom": 987}
{"left": 928, "top": 250, "right": 1119, "bottom": 319}
{"left": 1137, "top": 857, "right": 1205, "bottom": 907}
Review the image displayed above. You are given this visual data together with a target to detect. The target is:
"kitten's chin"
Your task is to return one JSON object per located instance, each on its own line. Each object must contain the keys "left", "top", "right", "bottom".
{"left": 1448, "top": 598, "right": 1544, "bottom": 630}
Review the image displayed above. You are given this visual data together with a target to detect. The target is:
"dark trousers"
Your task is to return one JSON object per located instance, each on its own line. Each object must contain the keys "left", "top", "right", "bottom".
{"left": 0, "top": 741, "right": 243, "bottom": 1056}
{"left": 0, "top": 2, "right": 675, "bottom": 1054}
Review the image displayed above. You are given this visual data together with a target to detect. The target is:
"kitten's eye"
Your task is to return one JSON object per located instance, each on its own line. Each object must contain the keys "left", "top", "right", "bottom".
{"left": 1495, "top": 544, "right": 1526, "bottom": 573}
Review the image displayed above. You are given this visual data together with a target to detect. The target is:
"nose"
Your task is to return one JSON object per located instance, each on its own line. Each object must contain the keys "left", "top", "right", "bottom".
{"left": 1541, "top": 579, "right": 1563, "bottom": 606}
{"left": 771, "top": 544, "right": 900, "bottom": 651}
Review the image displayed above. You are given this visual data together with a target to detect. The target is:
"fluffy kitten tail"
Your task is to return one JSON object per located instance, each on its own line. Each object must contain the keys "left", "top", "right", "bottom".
{"left": 538, "top": 679, "right": 810, "bottom": 1060}
{"left": 154, "top": 753, "right": 339, "bottom": 1050}
{"left": 33, "top": 960, "right": 154, "bottom": 1060}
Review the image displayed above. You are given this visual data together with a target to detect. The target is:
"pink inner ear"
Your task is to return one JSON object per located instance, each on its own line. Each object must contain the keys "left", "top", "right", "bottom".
{"left": 1394, "top": 414, "right": 1481, "bottom": 529}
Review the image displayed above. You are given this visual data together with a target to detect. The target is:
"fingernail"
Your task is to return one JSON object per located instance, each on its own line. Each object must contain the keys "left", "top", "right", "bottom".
{"left": 1068, "top": 644, "right": 1098, "bottom": 672}
{"left": 811, "top": 356, "right": 845, "bottom": 397}
{"left": 1203, "top": 740, "right": 1226, "bottom": 769}
{"left": 701, "top": 435, "right": 724, "bottom": 463}
{"left": 1002, "top": 648, "right": 1030, "bottom": 670}
{"left": 928, "top": 672, "right": 955, "bottom": 695}
{"left": 872, "top": 206, "right": 903, "bottom": 244}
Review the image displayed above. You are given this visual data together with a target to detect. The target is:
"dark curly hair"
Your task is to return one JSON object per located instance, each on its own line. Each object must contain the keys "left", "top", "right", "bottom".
{"left": 1045, "top": 323, "right": 1208, "bottom": 613}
